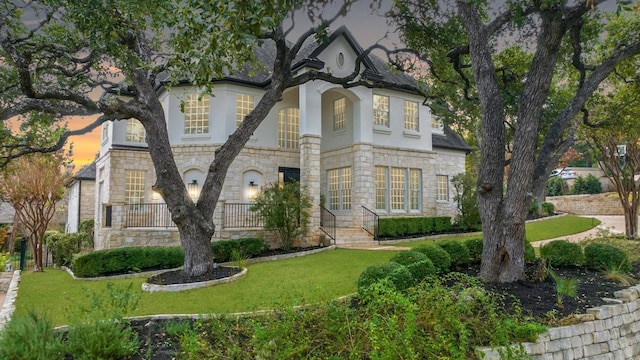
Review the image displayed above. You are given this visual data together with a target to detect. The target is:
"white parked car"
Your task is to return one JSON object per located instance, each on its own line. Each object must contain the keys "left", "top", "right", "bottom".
{"left": 550, "top": 168, "right": 577, "bottom": 180}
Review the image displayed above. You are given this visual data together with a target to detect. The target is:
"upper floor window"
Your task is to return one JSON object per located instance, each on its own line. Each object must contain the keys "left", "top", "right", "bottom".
{"left": 236, "top": 94, "right": 254, "bottom": 127}
{"left": 184, "top": 94, "right": 209, "bottom": 135}
{"left": 431, "top": 114, "right": 444, "bottom": 132}
{"left": 278, "top": 107, "right": 299, "bottom": 149}
{"left": 404, "top": 100, "right": 419, "bottom": 131}
{"left": 373, "top": 94, "right": 389, "bottom": 127}
{"left": 101, "top": 122, "right": 109, "bottom": 142}
{"left": 333, "top": 97, "right": 346, "bottom": 130}
{"left": 327, "top": 167, "right": 351, "bottom": 211}
{"left": 126, "top": 119, "right": 145, "bottom": 143}
{"left": 125, "top": 170, "right": 145, "bottom": 205}
{"left": 436, "top": 174, "right": 449, "bottom": 201}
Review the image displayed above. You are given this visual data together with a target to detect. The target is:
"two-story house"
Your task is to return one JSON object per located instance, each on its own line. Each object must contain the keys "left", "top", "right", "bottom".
{"left": 92, "top": 26, "right": 470, "bottom": 250}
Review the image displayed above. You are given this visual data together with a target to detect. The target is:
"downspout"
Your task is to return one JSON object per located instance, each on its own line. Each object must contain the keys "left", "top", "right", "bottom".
{"left": 76, "top": 179, "right": 82, "bottom": 232}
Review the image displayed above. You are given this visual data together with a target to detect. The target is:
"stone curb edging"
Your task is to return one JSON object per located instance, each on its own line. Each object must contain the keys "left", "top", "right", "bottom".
{"left": 141, "top": 267, "right": 248, "bottom": 292}
{"left": 0, "top": 270, "right": 21, "bottom": 332}
{"left": 61, "top": 266, "right": 182, "bottom": 281}
{"left": 477, "top": 284, "right": 640, "bottom": 359}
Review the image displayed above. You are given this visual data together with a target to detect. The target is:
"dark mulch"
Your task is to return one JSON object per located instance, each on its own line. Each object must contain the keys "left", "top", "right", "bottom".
{"left": 146, "top": 266, "right": 242, "bottom": 285}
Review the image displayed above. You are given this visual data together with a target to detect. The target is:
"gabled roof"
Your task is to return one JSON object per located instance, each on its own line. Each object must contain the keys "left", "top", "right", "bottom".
{"left": 73, "top": 161, "right": 96, "bottom": 181}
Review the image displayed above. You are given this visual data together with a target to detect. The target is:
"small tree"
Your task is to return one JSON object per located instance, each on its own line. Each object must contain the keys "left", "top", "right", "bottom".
{"left": 0, "top": 152, "right": 70, "bottom": 271}
{"left": 251, "top": 181, "right": 312, "bottom": 250}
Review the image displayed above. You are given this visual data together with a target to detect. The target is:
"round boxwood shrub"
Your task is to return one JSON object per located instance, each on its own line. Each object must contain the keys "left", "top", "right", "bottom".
{"left": 437, "top": 240, "right": 470, "bottom": 267}
{"left": 413, "top": 244, "right": 451, "bottom": 273}
{"left": 389, "top": 250, "right": 428, "bottom": 266}
{"left": 406, "top": 259, "right": 436, "bottom": 284}
{"left": 464, "top": 237, "right": 483, "bottom": 262}
{"left": 540, "top": 240, "right": 583, "bottom": 267}
{"left": 357, "top": 262, "right": 413, "bottom": 292}
{"left": 583, "top": 243, "right": 632, "bottom": 273}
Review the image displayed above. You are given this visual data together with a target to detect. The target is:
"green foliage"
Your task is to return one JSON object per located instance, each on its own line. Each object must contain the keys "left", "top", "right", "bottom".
{"left": 571, "top": 174, "right": 602, "bottom": 195}
{"left": 437, "top": 240, "right": 470, "bottom": 267}
{"left": 413, "top": 244, "right": 452, "bottom": 273}
{"left": 71, "top": 246, "right": 184, "bottom": 277}
{"left": 452, "top": 172, "right": 482, "bottom": 231}
{"left": 541, "top": 202, "right": 555, "bottom": 215}
{"left": 528, "top": 201, "right": 539, "bottom": 216}
{"left": 547, "top": 269, "right": 578, "bottom": 306}
{"left": 406, "top": 259, "right": 436, "bottom": 284}
{"left": 0, "top": 311, "right": 64, "bottom": 360}
{"left": 464, "top": 237, "right": 483, "bottom": 262}
{"left": 211, "top": 238, "right": 268, "bottom": 263}
{"left": 525, "top": 242, "right": 536, "bottom": 263}
{"left": 377, "top": 216, "right": 451, "bottom": 237}
{"left": 584, "top": 243, "right": 631, "bottom": 273}
{"left": 0, "top": 252, "right": 10, "bottom": 271}
{"left": 65, "top": 321, "right": 138, "bottom": 360}
{"left": 357, "top": 262, "right": 413, "bottom": 293}
{"left": 250, "top": 181, "right": 311, "bottom": 250}
{"left": 389, "top": 250, "right": 428, "bottom": 266}
{"left": 546, "top": 176, "right": 568, "bottom": 196}
{"left": 45, "top": 231, "right": 90, "bottom": 267}
{"left": 540, "top": 240, "right": 583, "bottom": 267}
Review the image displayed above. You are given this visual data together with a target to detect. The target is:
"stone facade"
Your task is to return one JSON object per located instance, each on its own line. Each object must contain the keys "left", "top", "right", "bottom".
{"left": 478, "top": 285, "right": 640, "bottom": 359}
{"left": 547, "top": 193, "right": 624, "bottom": 216}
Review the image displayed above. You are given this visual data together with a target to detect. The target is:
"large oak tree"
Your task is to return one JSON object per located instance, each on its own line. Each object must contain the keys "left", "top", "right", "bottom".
{"left": 388, "top": 0, "right": 640, "bottom": 282}
{"left": 0, "top": 0, "right": 404, "bottom": 277}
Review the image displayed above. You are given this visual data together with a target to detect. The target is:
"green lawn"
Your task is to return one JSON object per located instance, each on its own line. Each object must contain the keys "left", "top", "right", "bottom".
{"left": 392, "top": 215, "right": 600, "bottom": 247}
{"left": 15, "top": 249, "right": 394, "bottom": 326}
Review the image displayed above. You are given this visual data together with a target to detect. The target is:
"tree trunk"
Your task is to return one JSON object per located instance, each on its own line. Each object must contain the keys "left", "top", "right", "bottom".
{"left": 623, "top": 202, "right": 638, "bottom": 239}
{"left": 179, "top": 221, "right": 215, "bottom": 277}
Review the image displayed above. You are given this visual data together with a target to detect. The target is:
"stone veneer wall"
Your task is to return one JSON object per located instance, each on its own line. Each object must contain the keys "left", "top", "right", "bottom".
{"left": 547, "top": 193, "right": 623, "bottom": 215}
{"left": 478, "top": 285, "right": 640, "bottom": 359}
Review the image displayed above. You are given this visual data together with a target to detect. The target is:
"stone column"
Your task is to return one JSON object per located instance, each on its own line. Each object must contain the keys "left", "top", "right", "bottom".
{"left": 300, "top": 135, "right": 322, "bottom": 244}
{"left": 352, "top": 143, "right": 375, "bottom": 227}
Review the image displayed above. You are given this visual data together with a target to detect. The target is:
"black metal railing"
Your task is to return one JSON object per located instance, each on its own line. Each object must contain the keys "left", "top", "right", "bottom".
{"left": 362, "top": 205, "right": 379, "bottom": 240}
{"left": 224, "top": 203, "right": 263, "bottom": 228}
{"left": 125, "top": 203, "right": 176, "bottom": 228}
{"left": 320, "top": 205, "right": 336, "bottom": 244}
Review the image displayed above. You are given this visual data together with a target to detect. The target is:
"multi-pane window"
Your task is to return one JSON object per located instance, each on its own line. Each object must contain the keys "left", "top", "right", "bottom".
{"left": 333, "top": 97, "right": 346, "bottom": 130}
{"left": 125, "top": 170, "right": 145, "bottom": 205}
{"left": 278, "top": 108, "right": 300, "bottom": 149}
{"left": 375, "top": 167, "right": 422, "bottom": 212}
{"left": 373, "top": 94, "right": 389, "bottom": 127}
{"left": 184, "top": 94, "right": 209, "bottom": 134}
{"left": 327, "top": 167, "right": 351, "bottom": 211}
{"left": 404, "top": 100, "right": 419, "bottom": 131}
{"left": 432, "top": 114, "right": 443, "bottom": 130}
{"left": 375, "top": 166, "right": 387, "bottom": 210}
{"left": 436, "top": 174, "right": 449, "bottom": 201}
{"left": 390, "top": 167, "right": 405, "bottom": 210}
{"left": 126, "top": 119, "right": 145, "bottom": 143}
{"left": 236, "top": 94, "right": 254, "bottom": 127}
{"left": 409, "top": 169, "right": 421, "bottom": 210}
{"left": 101, "top": 122, "right": 109, "bottom": 142}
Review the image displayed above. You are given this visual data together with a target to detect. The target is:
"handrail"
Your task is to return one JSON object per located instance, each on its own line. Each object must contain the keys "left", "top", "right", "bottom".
{"left": 320, "top": 205, "right": 336, "bottom": 245}
{"left": 223, "top": 203, "right": 263, "bottom": 228}
{"left": 125, "top": 203, "right": 175, "bottom": 228}
{"left": 361, "top": 205, "right": 379, "bottom": 241}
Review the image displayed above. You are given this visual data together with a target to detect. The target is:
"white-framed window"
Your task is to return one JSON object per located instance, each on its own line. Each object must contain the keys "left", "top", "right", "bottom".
{"left": 432, "top": 114, "right": 444, "bottom": 131}
{"left": 404, "top": 100, "right": 419, "bottom": 131}
{"left": 375, "top": 167, "right": 422, "bottom": 212}
{"left": 101, "top": 122, "right": 109, "bottom": 142}
{"left": 436, "top": 174, "right": 449, "bottom": 201}
{"left": 373, "top": 94, "right": 389, "bottom": 127}
{"left": 327, "top": 167, "right": 351, "bottom": 211}
{"left": 278, "top": 107, "right": 300, "bottom": 149}
{"left": 126, "top": 119, "right": 145, "bottom": 143}
{"left": 125, "top": 170, "right": 145, "bottom": 205}
{"left": 184, "top": 94, "right": 209, "bottom": 134}
{"left": 333, "top": 97, "right": 346, "bottom": 130}
{"left": 236, "top": 94, "right": 254, "bottom": 127}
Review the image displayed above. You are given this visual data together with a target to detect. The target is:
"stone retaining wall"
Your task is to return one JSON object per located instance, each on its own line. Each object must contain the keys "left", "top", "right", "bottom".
{"left": 478, "top": 285, "right": 640, "bottom": 359}
{"left": 547, "top": 193, "right": 623, "bottom": 215}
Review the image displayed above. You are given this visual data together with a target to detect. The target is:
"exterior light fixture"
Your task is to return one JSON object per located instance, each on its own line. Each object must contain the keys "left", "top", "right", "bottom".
{"left": 187, "top": 179, "right": 199, "bottom": 200}
{"left": 248, "top": 181, "right": 259, "bottom": 200}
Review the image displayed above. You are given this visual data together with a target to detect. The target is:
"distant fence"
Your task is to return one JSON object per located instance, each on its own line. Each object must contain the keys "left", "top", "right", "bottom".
{"left": 7, "top": 237, "right": 52, "bottom": 272}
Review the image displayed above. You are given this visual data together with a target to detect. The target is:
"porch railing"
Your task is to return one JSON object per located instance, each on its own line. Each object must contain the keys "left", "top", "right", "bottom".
{"left": 223, "top": 203, "right": 263, "bottom": 228}
{"left": 125, "top": 203, "right": 176, "bottom": 228}
{"left": 320, "top": 205, "right": 336, "bottom": 244}
{"left": 362, "top": 205, "right": 379, "bottom": 240}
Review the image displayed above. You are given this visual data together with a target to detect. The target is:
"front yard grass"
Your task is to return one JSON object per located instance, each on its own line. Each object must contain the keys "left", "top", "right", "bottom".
{"left": 15, "top": 249, "right": 394, "bottom": 327}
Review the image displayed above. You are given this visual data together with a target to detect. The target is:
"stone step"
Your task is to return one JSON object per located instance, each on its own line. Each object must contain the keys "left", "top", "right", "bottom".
{"left": 333, "top": 228, "right": 375, "bottom": 244}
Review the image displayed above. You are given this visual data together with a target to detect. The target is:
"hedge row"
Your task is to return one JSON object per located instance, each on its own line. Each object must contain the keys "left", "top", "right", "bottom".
{"left": 378, "top": 216, "right": 452, "bottom": 238}
{"left": 72, "top": 237, "right": 268, "bottom": 278}
{"left": 540, "top": 240, "right": 631, "bottom": 272}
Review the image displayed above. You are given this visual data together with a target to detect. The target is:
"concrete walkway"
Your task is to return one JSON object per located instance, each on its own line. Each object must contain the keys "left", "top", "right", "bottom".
{"left": 531, "top": 215, "right": 626, "bottom": 247}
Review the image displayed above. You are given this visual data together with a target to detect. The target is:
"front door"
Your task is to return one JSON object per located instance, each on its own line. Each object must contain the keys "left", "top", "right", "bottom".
{"left": 278, "top": 167, "right": 300, "bottom": 184}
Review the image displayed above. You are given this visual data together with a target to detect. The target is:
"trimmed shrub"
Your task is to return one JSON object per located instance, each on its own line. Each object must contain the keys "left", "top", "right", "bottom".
{"left": 406, "top": 259, "right": 436, "bottom": 283}
{"left": 211, "top": 237, "right": 268, "bottom": 263}
{"left": 546, "top": 176, "right": 568, "bottom": 196}
{"left": 378, "top": 217, "right": 451, "bottom": 238}
{"left": 433, "top": 217, "right": 452, "bottom": 233}
{"left": 572, "top": 174, "right": 602, "bottom": 195}
{"left": 525, "top": 242, "right": 536, "bottom": 263}
{"left": 72, "top": 246, "right": 184, "bottom": 277}
{"left": 540, "top": 240, "right": 583, "bottom": 267}
{"left": 464, "top": 237, "right": 483, "bottom": 262}
{"left": 357, "top": 262, "right": 413, "bottom": 292}
{"left": 584, "top": 243, "right": 632, "bottom": 273}
{"left": 413, "top": 244, "right": 451, "bottom": 273}
{"left": 389, "top": 250, "right": 427, "bottom": 266}
{"left": 437, "top": 240, "right": 470, "bottom": 267}
{"left": 541, "top": 202, "right": 555, "bottom": 215}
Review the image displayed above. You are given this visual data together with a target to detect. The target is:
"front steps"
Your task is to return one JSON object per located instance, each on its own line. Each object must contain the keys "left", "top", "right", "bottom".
{"left": 332, "top": 227, "right": 375, "bottom": 246}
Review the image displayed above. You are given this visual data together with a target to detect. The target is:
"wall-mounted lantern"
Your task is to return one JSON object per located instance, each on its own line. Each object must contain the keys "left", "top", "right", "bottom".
{"left": 187, "top": 179, "right": 199, "bottom": 201}
{"left": 248, "top": 181, "right": 259, "bottom": 200}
